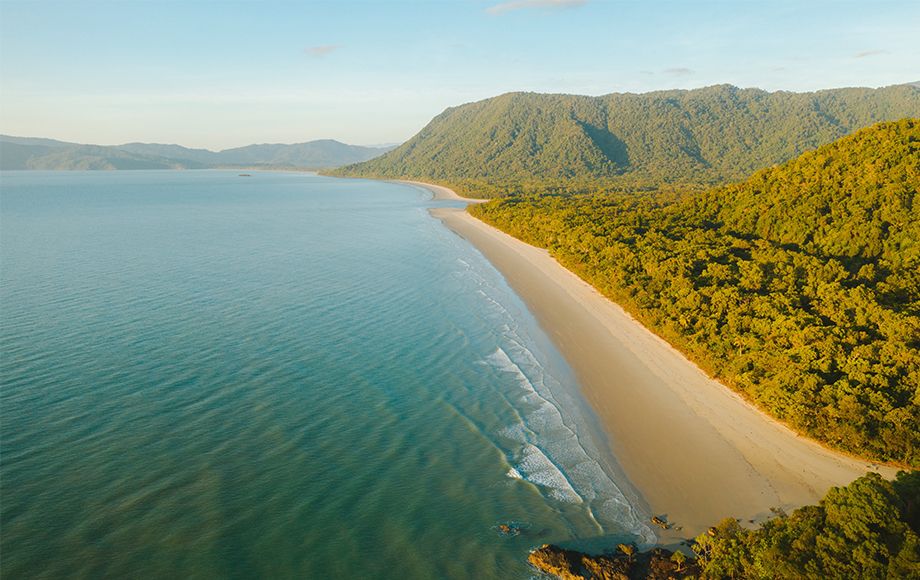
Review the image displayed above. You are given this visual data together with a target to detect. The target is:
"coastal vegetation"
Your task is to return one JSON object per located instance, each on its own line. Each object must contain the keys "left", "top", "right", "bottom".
{"left": 471, "top": 119, "right": 920, "bottom": 467}
{"left": 529, "top": 470, "right": 920, "bottom": 579}
{"left": 329, "top": 84, "right": 920, "bottom": 198}
{"left": 692, "top": 471, "right": 920, "bottom": 579}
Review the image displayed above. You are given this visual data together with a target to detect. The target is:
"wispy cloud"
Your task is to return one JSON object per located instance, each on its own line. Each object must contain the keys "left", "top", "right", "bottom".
{"left": 487, "top": 0, "right": 591, "bottom": 17}
{"left": 304, "top": 45, "right": 343, "bottom": 58}
{"left": 853, "top": 49, "right": 886, "bottom": 58}
{"left": 665, "top": 68, "right": 693, "bottom": 76}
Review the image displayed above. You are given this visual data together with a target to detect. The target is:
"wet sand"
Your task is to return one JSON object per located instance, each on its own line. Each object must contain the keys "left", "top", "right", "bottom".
{"left": 416, "top": 182, "right": 897, "bottom": 544}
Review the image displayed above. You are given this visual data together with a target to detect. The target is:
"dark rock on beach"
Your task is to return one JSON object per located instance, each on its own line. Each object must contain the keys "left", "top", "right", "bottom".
{"left": 528, "top": 544, "right": 700, "bottom": 580}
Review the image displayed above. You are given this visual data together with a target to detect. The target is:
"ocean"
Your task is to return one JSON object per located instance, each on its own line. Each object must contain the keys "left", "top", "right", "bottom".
{"left": 0, "top": 170, "right": 652, "bottom": 579}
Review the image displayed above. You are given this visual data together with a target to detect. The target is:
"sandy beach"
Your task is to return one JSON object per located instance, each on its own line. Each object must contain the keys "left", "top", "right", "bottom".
{"left": 390, "top": 180, "right": 489, "bottom": 202}
{"left": 417, "top": 182, "right": 899, "bottom": 545}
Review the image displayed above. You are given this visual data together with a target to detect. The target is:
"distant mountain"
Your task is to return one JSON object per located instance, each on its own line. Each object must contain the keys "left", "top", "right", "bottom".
{"left": 328, "top": 84, "right": 920, "bottom": 197}
{"left": 0, "top": 142, "right": 208, "bottom": 170}
{"left": 0, "top": 135, "right": 80, "bottom": 148}
{"left": 211, "top": 140, "right": 396, "bottom": 167}
{"left": 114, "top": 143, "right": 222, "bottom": 164}
{"left": 0, "top": 136, "right": 395, "bottom": 170}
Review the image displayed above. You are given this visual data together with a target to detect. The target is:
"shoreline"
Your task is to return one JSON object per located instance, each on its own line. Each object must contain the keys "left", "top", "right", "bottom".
{"left": 388, "top": 179, "right": 489, "bottom": 202}
{"left": 410, "top": 181, "right": 899, "bottom": 546}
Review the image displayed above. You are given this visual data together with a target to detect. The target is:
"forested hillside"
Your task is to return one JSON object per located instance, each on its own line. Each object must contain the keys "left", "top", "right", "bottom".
{"left": 329, "top": 84, "right": 920, "bottom": 197}
{"left": 471, "top": 119, "right": 920, "bottom": 466}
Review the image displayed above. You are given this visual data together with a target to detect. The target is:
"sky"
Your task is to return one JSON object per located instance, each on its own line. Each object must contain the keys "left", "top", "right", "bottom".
{"left": 1, "top": 0, "right": 918, "bottom": 151}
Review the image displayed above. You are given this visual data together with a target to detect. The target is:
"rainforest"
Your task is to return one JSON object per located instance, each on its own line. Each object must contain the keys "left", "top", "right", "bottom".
{"left": 331, "top": 84, "right": 920, "bottom": 198}
{"left": 470, "top": 119, "right": 919, "bottom": 467}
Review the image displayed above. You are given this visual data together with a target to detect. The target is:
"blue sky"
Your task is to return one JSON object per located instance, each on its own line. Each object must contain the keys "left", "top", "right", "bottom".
{"left": 2, "top": 1, "right": 917, "bottom": 150}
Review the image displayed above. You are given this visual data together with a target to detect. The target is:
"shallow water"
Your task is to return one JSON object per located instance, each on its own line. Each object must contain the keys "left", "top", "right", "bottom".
{"left": 1, "top": 170, "right": 651, "bottom": 579}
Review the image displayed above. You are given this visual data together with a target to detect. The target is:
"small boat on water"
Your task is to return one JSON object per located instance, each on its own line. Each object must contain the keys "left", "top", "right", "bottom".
{"left": 239, "top": 173, "right": 250, "bottom": 177}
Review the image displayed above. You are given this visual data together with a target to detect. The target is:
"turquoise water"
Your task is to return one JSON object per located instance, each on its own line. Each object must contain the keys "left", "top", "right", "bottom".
{"left": 1, "top": 170, "right": 651, "bottom": 579}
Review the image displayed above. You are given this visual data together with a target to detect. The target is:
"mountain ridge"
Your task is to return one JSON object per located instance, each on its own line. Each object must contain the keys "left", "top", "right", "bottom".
{"left": 328, "top": 84, "right": 920, "bottom": 197}
{"left": 0, "top": 136, "right": 396, "bottom": 170}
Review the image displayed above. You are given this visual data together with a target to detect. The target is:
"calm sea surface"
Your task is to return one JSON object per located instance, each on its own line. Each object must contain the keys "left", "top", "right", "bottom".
{"left": 1, "top": 170, "right": 651, "bottom": 579}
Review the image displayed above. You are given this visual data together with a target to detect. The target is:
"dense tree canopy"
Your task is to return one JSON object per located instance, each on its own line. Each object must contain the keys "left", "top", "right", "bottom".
{"left": 329, "top": 84, "right": 920, "bottom": 198}
{"left": 471, "top": 119, "right": 920, "bottom": 466}
{"left": 693, "top": 471, "right": 920, "bottom": 580}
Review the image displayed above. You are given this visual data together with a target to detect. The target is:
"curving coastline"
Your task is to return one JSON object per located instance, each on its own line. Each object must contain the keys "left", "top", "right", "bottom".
{"left": 414, "top": 181, "right": 899, "bottom": 545}
{"left": 389, "top": 179, "right": 489, "bottom": 202}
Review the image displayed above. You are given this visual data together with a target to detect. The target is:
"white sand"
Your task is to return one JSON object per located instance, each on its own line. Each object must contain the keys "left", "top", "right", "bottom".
{"left": 390, "top": 180, "right": 489, "bottom": 202}
{"left": 416, "top": 182, "right": 898, "bottom": 542}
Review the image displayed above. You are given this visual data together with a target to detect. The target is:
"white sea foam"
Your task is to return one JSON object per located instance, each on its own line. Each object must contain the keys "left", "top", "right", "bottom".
{"left": 484, "top": 348, "right": 536, "bottom": 394}
{"left": 517, "top": 442, "right": 583, "bottom": 503}
{"left": 441, "top": 222, "right": 655, "bottom": 544}
{"left": 483, "top": 346, "right": 656, "bottom": 544}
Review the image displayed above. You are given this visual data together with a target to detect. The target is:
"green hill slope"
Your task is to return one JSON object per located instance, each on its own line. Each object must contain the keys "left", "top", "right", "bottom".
{"left": 329, "top": 84, "right": 920, "bottom": 197}
{"left": 471, "top": 119, "right": 920, "bottom": 466}
{"left": 685, "top": 119, "right": 920, "bottom": 268}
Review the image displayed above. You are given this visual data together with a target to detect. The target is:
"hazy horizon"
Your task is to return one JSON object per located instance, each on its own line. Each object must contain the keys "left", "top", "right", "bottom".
{"left": 2, "top": 1, "right": 918, "bottom": 151}
{"left": 0, "top": 133, "right": 403, "bottom": 151}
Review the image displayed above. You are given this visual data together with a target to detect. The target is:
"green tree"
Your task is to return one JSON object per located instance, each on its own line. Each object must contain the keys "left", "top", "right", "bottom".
{"left": 617, "top": 542, "right": 638, "bottom": 563}
{"left": 671, "top": 549, "right": 688, "bottom": 571}
{"left": 691, "top": 472, "right": 920, "bottom": 580}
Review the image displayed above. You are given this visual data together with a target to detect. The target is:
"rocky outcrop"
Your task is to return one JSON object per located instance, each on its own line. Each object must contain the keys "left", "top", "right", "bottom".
{"left": 528, "top": 544, "right": 699, "bottom": 580}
